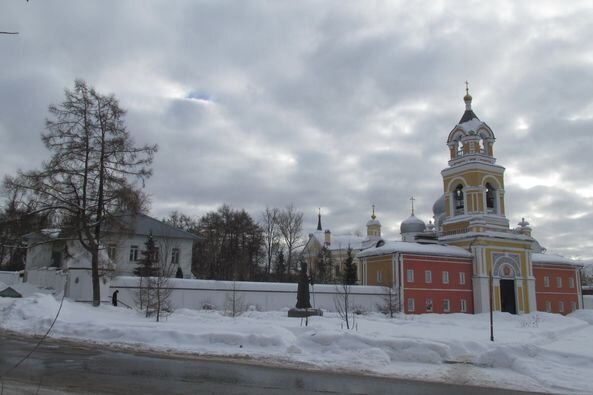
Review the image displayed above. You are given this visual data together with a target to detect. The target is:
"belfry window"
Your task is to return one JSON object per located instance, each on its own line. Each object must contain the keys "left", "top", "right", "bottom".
{"left": 486, "top": 183, "right": 496, "bottom": 213}
{"left": 454, "top": 184, "right": 464, "bottom": 214}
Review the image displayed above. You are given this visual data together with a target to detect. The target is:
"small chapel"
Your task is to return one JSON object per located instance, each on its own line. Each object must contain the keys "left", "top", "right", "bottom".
{"left": 351, "top": 88, "right": 584, "bottom": 315}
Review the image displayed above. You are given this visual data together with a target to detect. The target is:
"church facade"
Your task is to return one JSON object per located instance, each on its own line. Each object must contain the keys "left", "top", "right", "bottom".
{"left": 357, "top": 90, "right": 583, "bottom": 315}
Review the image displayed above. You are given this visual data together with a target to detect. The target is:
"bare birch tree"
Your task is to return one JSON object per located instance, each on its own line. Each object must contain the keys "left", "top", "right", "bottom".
{"left": 3, "top": 80, "right": 157, "bottom": 306}
{"left": 277, "top": 204, "right": 303, "bottom": 275}
{"left": 260, "top": 206, "right": 280, "bottom": 276}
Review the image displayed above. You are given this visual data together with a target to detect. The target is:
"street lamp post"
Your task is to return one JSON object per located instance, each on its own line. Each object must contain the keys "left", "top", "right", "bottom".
{"left": 489, "top": 270, "right": 494, "bottom": 342}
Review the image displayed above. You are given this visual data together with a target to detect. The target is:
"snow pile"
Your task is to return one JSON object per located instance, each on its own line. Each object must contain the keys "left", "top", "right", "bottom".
{"left": 1, "top": 294, "right": 592, "bottom": 394}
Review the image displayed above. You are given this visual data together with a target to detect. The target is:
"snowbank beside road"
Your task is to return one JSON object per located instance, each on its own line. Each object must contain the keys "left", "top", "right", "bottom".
{"left": 1, "top": 293, "right": 592, "bottom": 394}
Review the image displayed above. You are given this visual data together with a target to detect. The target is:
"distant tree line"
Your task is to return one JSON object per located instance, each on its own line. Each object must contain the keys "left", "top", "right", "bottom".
{"left": 163, "top": 204, "right": 304, "bottom": 282}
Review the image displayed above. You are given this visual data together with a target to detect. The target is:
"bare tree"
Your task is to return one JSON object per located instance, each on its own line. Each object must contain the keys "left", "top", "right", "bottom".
{"left": 164, "top": 210, "right": 198, "bottom": 232}
{"left": 150, "top": 237, "right": 177, "bottom": 322}
{"left": 224, "top": 277, "right": 244, "bottom": 317}
{"left": 135, "top": 232, "right": 177, "bottom": 321}
{"left": 260, "top": 206, "right": 280, "bottom": 276}
{"left": 378, "top": 287, "right": 400, "bottom": 318}
{"left": 334, "top": 281, "right": 355, "bottom": 330}
{"left": 4, "top": 80, "right": 157, "bottom": 306}
{"left": 277, "top": 204, "right": 303, "bottom": 275}
{"left": 334, "top": 249, "right": 360, "bottom": 329}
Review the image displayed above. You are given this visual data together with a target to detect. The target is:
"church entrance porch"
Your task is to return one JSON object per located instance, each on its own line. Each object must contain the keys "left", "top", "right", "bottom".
{"left": 500, "top": 279, "right": 516, "bottom": 314}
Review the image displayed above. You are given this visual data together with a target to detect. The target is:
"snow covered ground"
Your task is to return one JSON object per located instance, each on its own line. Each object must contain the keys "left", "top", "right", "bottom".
{"left": 1, "top": 288, "right": 592, "bottom": 394}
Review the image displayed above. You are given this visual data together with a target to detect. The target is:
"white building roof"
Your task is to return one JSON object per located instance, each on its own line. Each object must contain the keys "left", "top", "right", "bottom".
{"left": 439, "top": 230, "right": 533, "bottom": 243}
{"left": 357, "top": 240, "right": 472, "bottom": 259}
{"left": 532, "top": 253, "right": 583, "bottom": 268}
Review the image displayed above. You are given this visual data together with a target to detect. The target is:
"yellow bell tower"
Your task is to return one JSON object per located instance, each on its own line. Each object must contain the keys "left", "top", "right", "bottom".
{"left": 438, "top": 84, "right": 537, "bottom": 314}
{"left": 441, "top": 83, "right": 508, "bottom": 235}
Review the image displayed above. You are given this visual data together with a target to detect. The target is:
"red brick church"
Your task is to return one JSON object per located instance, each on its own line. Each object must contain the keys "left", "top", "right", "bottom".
{"left": 357, "top": 90, "right": 583, "bottom": 315}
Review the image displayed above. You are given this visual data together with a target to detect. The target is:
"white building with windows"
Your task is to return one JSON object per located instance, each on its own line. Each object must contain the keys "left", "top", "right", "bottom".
{"left": 25, "top": 213, "right": 198, "bottom": 280}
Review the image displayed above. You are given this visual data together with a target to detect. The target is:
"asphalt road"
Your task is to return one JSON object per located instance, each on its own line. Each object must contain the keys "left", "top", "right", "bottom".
{"left": 0, "top": 332, "right": 548, "bottom": 395}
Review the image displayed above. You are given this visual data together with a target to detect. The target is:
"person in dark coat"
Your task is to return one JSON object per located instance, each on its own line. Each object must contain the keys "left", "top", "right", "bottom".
{"left": 112, "top": 290, "right": 119, "bottom": 307}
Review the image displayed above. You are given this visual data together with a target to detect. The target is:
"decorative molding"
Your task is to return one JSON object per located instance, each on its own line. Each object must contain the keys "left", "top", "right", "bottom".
{"left": 492, "top": 252, "right": 521, "bottom": 278}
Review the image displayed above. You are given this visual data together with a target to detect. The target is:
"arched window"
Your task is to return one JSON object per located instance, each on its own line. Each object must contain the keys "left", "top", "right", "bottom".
{"left": 454, "top": 184, "right": 464, "bottom": 214}
{"left": 486, "top": 183, "right": 496, "bottom": 213}
{"left": 478, "top": 138, "right": 484, "bottom": 153}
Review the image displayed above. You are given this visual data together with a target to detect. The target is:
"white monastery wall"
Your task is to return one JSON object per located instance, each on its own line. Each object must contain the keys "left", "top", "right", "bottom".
{"left": 110, "top": 277, "right": 386, "bottom": 313}
{"left": 25, "top": 267, "right": 111, "bottom": 303}
{"left": 0, "top": 271, "right": 21, "bottom": 285}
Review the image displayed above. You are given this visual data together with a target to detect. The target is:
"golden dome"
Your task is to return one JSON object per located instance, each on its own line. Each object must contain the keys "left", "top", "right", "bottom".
{"left": 464, "top": 81, "right": 472, "bottom": 102}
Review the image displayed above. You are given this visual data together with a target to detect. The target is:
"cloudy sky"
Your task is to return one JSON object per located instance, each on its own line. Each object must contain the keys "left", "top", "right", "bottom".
{"left": 2, "top": 1, "right": 593, "bottom": 259}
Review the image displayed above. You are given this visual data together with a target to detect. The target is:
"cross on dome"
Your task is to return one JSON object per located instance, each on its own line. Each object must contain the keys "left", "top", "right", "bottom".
{"left": 464, "top": 81, "right": 472, "bottom": 109}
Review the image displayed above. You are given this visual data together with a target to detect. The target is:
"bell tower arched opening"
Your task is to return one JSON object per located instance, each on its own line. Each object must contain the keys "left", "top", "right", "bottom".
{"left": 454, "top": 184, "right": 464, "bottom": 215}
{"left": 486, "top": 182, "right": 496, "bottom": 214}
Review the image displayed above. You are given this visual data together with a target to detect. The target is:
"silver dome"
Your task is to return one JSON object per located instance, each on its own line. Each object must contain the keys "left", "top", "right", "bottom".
{"left": 432, "top": 194, "right": 446, "bottom": 217}
{"left": 400, "top": 214, "right": 426, "bottom": 234}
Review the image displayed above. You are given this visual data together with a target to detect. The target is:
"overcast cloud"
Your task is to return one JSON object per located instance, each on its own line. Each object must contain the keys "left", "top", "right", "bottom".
{"left": 2, "top": 1, "right": 593, "bottom": 259}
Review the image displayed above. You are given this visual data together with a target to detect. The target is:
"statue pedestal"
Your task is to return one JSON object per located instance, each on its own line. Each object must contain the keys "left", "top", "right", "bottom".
{"left": 288, "top": 308, "right": 323, "bottom": 318}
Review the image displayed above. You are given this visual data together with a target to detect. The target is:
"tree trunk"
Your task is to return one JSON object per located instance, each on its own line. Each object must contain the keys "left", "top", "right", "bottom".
{"left": 91, "top": 246, "right": 100, "bottom": 306}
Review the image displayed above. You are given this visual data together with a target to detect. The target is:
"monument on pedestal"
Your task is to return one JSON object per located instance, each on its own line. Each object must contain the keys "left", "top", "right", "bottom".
{"left": 288, "top": 260, "right": 323, "bottom": 318}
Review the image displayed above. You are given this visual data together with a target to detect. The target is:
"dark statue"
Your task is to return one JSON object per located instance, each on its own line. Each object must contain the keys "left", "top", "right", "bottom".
{"left": 288, "top": 260, "right": 322, "bottom": 318}
{"left": 296, "top": 260, "right": 312, "bottom": 309}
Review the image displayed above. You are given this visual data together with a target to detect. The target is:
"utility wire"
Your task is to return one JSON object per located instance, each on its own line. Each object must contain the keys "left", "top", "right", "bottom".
{"left": 0, "top": 275, "right": 68, "bottom": 395}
